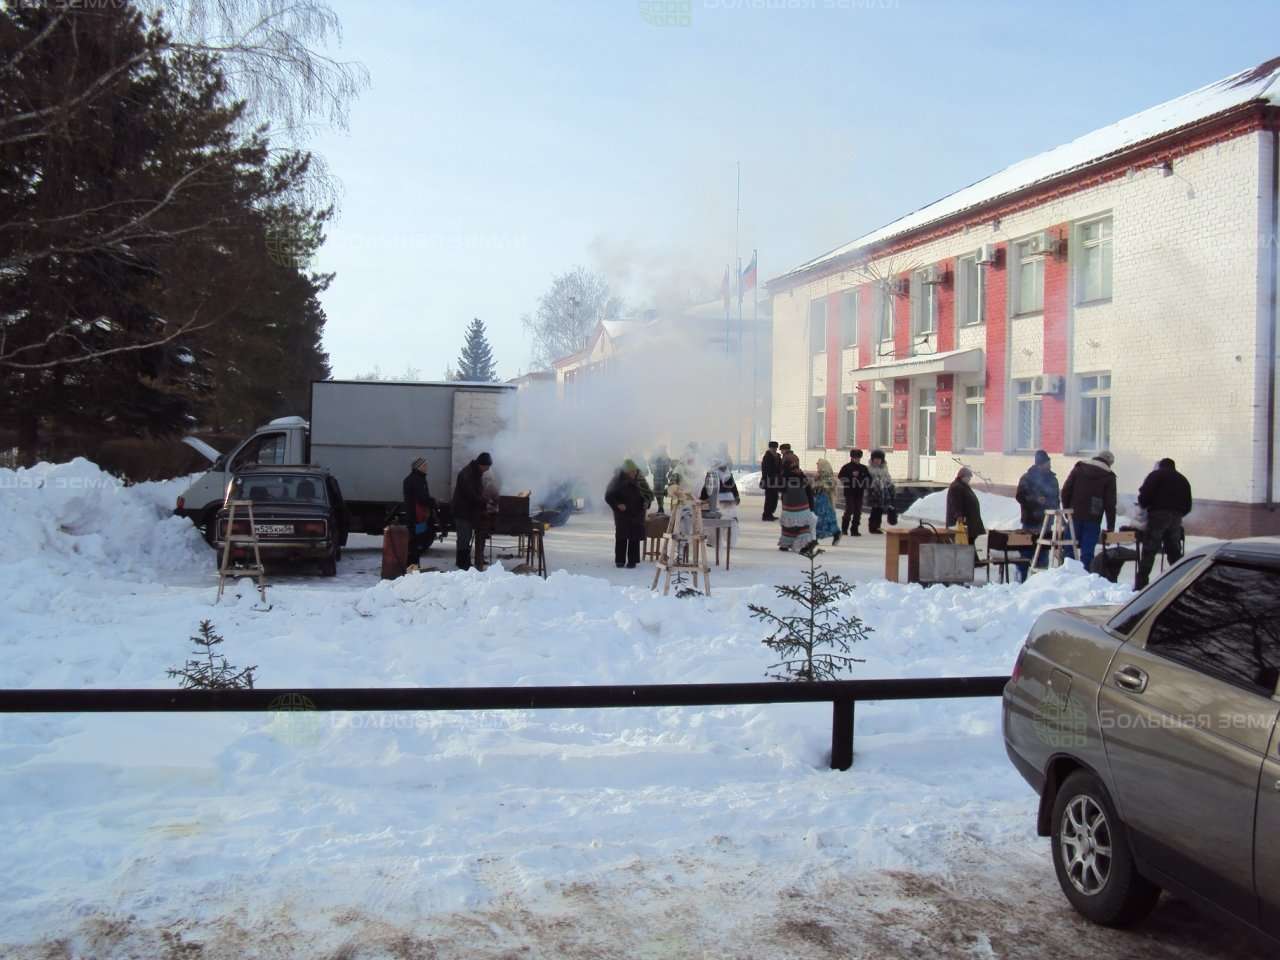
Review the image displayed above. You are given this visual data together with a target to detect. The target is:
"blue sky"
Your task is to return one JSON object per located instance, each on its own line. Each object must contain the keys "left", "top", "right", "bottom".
{"left": 310, "top": 0, "right": 1277, "bottom": 379}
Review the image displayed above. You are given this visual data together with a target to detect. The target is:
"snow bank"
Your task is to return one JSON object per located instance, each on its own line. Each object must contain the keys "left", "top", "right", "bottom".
{"left": 0, "top": 458, "right": 208, "bottom": 578}
{"left": 902, "top": 488, "right": 1023, "bottom": 530}
{"left": 736, "top": 470, "right": 762, "bottom": 493}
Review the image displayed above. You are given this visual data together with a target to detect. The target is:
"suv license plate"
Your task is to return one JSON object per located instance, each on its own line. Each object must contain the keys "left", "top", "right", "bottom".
{"left": 255, "top": 523, "right": 295, "bottom": 536}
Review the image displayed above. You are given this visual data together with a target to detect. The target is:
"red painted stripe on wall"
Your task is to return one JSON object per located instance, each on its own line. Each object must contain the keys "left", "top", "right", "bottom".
{"left": 936, "top": 373, "right": 954, "bottom": 452}
{"left": 857, "top": 285, "right": 873, "bottom": 449}
{"left": 1041, "top": 228, "right": 1070, "bottom": 452}
{"left": 984, "top": 247, "right": 1008, "bottom": 453}
{"left": 825, "top": 291, "right": 842, "bottom": 446}
{"left": 894, "top": 275, "right": 911, "bottom": 360}
{"left": 936, "top": 260, "right": 956, "bottom": 353}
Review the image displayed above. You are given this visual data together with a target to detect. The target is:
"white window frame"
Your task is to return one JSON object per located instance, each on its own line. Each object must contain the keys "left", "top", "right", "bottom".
{"left": 809, "top": 298, "right": 827, "bottom": 356}
{"left": 1013, "top": 378, "right": 1042, "bottom": 451}
{"left": 810, "top": 395, "right": 827, "bottom": 450}
{"left": 1013, "top": 238, "right": 1045, "bottom": 316}
{"left": 842, "top": 392, "right": 857, "bottom": 447}
{"left": 874, "top": 387, "right": 893, "bottom": 449}
{"left": 840, "top": 289, "right": 859, "bottom": 348}
{"left": 877, "top": 286, "right": 894, "bottom": 344}
{"left": 961, "top": 382, "right": 985, "bottom": 451}
{"left": 957, "top": 254, "right": 985, "bottom": 327}
{"left": 1075, "top": 215, "right": 1113, "bottom": 304}
{"left": 910, "top": 270, "right": 938, "bottom": 347}
{"left": 1077, "top": 372, "right": 1112, "bottom": 453}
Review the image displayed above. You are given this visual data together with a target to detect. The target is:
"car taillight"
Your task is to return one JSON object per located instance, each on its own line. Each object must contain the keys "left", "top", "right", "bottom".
{"left": 176, "top": 495, "right": 185, "bottom": 511}
{"left": 231, "top": 519, "right": 250, "bottom": 536}
{"left": 1011, "top": 645, "right": 1028, "bottom": 683}
{"left": 299, "top": 521, "right": 326, "bottom": 536}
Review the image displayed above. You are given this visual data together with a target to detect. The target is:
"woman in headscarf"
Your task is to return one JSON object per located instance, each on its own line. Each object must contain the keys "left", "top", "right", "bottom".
{"left": 700, "top": 458, "right": 742, "bottom": 546}
{"left": 813, "top": 458, "right": 841, "bottom": 545}
{"left": 777, "top": 451, "right": 816, "bottom": 555}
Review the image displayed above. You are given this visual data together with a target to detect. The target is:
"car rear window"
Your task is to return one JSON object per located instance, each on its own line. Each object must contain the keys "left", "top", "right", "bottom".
{"left": 1145, "top": 563, "right": 1280, "bottom": 696}
{"left": 233, "top": 474, "right": 327, "bottom": 505}
{"left": 1107, "top": 560, "right": 1196, "bottom": 636}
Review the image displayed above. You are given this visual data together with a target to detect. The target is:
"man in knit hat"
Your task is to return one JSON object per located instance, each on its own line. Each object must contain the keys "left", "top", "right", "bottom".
{"left": 1061, "top": 450, "right": 1117, "bottom": 570}
{"left": 1013, "top": 450, "right": 1060, "bottom": 580}
{"left": 402, "top": 456, "right": 436, "bottom": 565}
{"left": 452, "top": 452, "right": 494, "bottom": 570}
{"left": 604, "top": 458, "right": 653, "bottom": 568}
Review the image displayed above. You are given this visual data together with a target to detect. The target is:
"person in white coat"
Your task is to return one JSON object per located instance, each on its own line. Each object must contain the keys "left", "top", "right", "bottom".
{"left": 700, "top": 459, "right": 741, "bottom": 546}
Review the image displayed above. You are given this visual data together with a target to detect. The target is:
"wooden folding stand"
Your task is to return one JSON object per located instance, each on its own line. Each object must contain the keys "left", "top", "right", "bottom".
{"left": 216, "top": 499, "right": 269, "bottom": 605}
{"left": 650, "top": 487, "right": 712, "bottom": 596}
{"left": 1030, "top": 509, "right": 1079, "bottom": 570}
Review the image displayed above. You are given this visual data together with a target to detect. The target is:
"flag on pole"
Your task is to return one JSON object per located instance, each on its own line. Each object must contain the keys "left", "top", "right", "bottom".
{"left": 740, "top": 250, "right": 757, "bottom": 303}
{"left": 721, "top": 265, "right": 731, "bottom": 316}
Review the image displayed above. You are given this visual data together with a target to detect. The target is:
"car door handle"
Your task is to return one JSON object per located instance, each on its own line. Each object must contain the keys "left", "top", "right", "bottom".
{"left": 1113, "top": 666, "right": 1149, "bottom": 693}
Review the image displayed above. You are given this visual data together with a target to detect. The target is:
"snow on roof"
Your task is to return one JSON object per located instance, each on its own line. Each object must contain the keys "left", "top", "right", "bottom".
{"left": 777, "top": 58, "right": 1280, "bottom": 282}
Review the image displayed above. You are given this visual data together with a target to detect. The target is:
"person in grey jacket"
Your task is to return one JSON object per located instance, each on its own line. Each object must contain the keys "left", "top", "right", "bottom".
{"left": 865, "top": 450, "right": 897, "bottom": 534}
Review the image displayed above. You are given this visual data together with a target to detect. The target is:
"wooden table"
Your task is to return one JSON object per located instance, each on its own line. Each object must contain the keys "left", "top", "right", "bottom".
{"left": 882, "top": 526, "right": 958, "bottom": 582}
{"left": 701, "top": 515, "right": 736, "bottom": 570}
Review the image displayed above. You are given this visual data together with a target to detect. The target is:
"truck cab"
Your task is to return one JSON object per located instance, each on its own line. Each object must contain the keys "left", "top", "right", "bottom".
{"left": 174, "top": 416, "right": 309, "bottom": 543}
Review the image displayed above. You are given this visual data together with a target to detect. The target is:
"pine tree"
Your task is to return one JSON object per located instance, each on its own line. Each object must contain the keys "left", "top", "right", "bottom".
{"left": 167, "top": 620, "right": 258, "bottom": 690}
{"left": 749, "top": 548, "right": 870, "bottom": 681}
{"left": 455, "top": 317, "right": 497, "bottom": 382}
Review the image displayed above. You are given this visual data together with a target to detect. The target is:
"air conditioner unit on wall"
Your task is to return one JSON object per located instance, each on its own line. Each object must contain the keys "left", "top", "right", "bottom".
{"left": 922, "top": 264, "right": 948, "bottom": 285}
{"left": 1031, "top": 374, "right": 1064, "bottom": 396}
{"left": 1024, "top": 232, "right": 1056, "bottom": 258}
{"left": 976, "top": 243, "right": 998, "bottom": 265}
{"left": 893, "top": 278, "right": 910, "bottom": 296}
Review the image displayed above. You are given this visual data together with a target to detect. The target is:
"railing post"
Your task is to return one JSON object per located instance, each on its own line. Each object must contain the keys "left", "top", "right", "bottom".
{"left": 830, "top": 697, "right": 855, "bottom": 771}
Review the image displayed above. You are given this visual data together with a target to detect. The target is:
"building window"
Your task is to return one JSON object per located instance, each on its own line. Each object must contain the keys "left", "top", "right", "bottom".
{"left": 962, "top": 383, "right": 985, "bottom": 450}
{"left": 1078, "top": 373, "right": 1111, "bottom": 452}
{"left": 840, "top": 290, "right": 858, "bottom": 348}
{"left": 910, "top": 270, "right": 938, "bottom": 345}
{"left": 957, "top": 254, "right": 985, "bottom": 327}
{"left": 810, "top": 396, "right": 826, "bottom": 450}
{"left": 809, "top": 298, "right": 827, "bottom": 355}
{"left": 1077, "top": 216, "right": 1113, "bottom": 303}
{"left": 877, "top": 286, "right": 894, "bottom": 343}
{"left": 842, "top": 393, "right": 857, "bottom": 446}
{"left": 1014, "top": 238, "right": 1045, "bottom": 315}
{"left": 1014, "top": 379, "right": 1042, "bottom": 450}
{"left": 874, "top": 388, "right": 893, "bottom": 449}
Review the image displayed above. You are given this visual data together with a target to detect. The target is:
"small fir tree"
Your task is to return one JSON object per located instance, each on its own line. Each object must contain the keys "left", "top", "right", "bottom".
{"left": 167, "top": 620, "right": 258, "bottom": 690}
{"left": 749, "top": 548, "right": 869, "bottom": 681}
{"left": 455, "top": 317, "right": 498, "bottom": 382}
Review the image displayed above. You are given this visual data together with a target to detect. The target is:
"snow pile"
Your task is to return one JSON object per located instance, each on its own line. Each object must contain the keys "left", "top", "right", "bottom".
{"left": 736, "top": 469, "right": 762, "bottom": 493}
{"left": 902, "top": 488, "right": 1023, "bottom": 530}
{"left": 0, "top": 550, "right": 1131, "bottom": 950}
{"left": 0, "top": 459, "right": 208, "bottom": 578}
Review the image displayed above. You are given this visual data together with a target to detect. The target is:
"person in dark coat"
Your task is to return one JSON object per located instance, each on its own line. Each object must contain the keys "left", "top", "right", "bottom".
{"left": 1060, "top": 450, "right": 1117, "bottom": 571}
{"left": 605, "top": 458, "right": 653, "bottom": 568}
{"left": 837, "top": 448, "right": 870, "bottom": 536}
{"left": 1134, "top": 458, "right": 1193, "bottom": 589}
{"left": 865, "top": 450, "right": 897, "bottom": 533}
{"left": 402, "top": 456, "right": 436, "bottom": 565}
{"left": 1013, "top": 450, "right": 1060, "bottom": 580}
{"left": 760, "top": 441, "right": 782, "bottom": 521}
{"left": 945, "top": 466, "right": 985, "bottom": 538}
{"left": 451, "top": 452, "right": 493, "bottom": 570}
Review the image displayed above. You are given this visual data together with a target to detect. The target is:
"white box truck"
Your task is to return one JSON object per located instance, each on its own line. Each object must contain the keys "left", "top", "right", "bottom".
{"left": 174, "top": 380, "right": 515, "bottom": 541}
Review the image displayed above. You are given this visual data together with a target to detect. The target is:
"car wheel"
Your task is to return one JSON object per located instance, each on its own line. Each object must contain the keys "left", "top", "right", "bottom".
{"left": 199, "top": 507, "right": 220, "bottom": 547}
{"left": 319, "top": 554, "right": 338, "bottom": 577}
{"left": 1051, "top": 769, "right": 1160, "bottom": 927}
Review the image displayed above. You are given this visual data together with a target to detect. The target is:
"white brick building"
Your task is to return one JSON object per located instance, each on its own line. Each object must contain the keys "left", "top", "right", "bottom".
{"left": 768, "top": 60, "right": 1280, "bottom": 537}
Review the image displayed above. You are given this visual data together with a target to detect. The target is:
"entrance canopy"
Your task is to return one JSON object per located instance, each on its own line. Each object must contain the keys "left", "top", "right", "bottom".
{"left": 848, "top": 347, "right": 984, "bottom": 383}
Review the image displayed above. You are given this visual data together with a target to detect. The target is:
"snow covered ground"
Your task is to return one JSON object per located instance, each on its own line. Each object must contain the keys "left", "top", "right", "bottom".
{"left": 0, "top": 462, "right": 1263, "bottom": 958}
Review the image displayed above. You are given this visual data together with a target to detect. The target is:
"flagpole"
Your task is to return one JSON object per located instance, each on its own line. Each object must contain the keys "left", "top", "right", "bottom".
{"left": 734, "top": 161, "right": 742, "bottom": 463}
{"left": 752, "top": 248, "right": 759, "bottom": 462}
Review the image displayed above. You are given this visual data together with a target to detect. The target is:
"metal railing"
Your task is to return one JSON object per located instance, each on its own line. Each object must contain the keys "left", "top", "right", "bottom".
{"left": 0, "top": 676, "right": 1010, "bottom": 770}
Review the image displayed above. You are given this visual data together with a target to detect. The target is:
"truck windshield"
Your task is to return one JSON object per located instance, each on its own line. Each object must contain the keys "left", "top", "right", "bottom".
{"left": 232, "top": 474, "right": 328, "bottom": 505}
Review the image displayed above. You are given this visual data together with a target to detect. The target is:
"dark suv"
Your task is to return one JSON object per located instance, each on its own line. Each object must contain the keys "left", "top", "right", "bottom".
{"left": 1003, "top": 539, "right": 1279, "bottom": 941}
{"left": 214, "top": 465, "right": 349, "bottom": 576}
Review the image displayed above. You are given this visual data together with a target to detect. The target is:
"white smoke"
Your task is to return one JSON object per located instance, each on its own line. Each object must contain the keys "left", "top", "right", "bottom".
{"left": 488, "top": 323, "right": 758, "bottom": 510}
